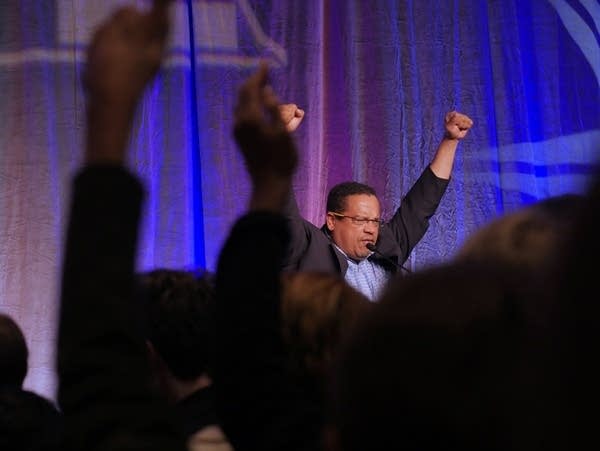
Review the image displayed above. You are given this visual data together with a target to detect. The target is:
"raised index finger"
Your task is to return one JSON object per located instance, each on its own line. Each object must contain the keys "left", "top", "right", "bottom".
{"left": 237, "top": 62, "right": 269, "bottom": 112}
{"left": 152, "top": 0, "right": 173, "bottom": 12}
{"left": 147, "top": 0, "right": 173, "bottom": 36}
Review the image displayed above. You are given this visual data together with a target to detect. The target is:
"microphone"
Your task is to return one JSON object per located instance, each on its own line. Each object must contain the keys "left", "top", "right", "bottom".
{"left": 366, "top": 243, "right": 412, "bottom": 274}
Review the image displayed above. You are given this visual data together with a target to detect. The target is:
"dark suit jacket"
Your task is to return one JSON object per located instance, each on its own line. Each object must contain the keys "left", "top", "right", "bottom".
{"left": 57, "top": 166, "right": 184, "bottom": 451}
{"left": 283, "top": 167, "right": 449, "bottom": 275}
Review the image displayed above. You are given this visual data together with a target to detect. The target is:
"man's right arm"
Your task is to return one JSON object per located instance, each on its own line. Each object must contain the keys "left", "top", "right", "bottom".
{"left": 281, "top": 184, "right": 318, "bottom": 270}
{"left": 277, "top": 104, "right": 316, "bottom": 270}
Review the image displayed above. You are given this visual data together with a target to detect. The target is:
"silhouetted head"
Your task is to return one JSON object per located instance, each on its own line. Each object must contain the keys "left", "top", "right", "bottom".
{"left": 280, "top": 271, "right": 371, "bottom": 379}
{"left": 329, "top": 260, "right": 553, "bottom": 451}
{"left": 554, "top": 174, "right": 600, "bottom": 449}
{"left": 0, "top": 314, "right": 28, "bottom": 388}
{"left": 0, "top": 387, "right": 62, "bottom": 451}
{"left": 456, "top": 193, "right": 584, "bottom": 275}
{"left": 137, "top": 269, "right": 216, "bottom": 381}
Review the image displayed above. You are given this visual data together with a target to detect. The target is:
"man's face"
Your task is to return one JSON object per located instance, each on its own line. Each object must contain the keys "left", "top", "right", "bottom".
{"left": 326, "top": 194, "right": 381, "bottom": 260}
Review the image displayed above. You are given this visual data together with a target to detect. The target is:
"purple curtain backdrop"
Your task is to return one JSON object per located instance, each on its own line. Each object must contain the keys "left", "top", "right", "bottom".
{"left": 1, "top": 0, "right": 598, "bottom": 401}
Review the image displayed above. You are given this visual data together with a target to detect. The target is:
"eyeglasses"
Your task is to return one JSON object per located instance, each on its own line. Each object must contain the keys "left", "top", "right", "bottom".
{"left": 329, "top": 212, "right": 385, "bottom": 227}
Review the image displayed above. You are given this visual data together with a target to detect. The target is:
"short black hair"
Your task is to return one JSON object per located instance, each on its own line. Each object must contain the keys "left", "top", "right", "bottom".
{"left": 137, "top": 269, "right": 216, "bottom": 381}
{"left": 0, "top": 314, "right": 28, "bottom": 387}
{"left": 326, "top": 182, "right": 377, "bottom": 213}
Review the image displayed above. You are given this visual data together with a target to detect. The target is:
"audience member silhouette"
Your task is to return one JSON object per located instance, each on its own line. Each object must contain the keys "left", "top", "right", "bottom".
{"left": 215, "top": 63, "right": 373, "bottom": 451}
{"left": 552, "top": 170, "right": 600, "bottom": 449}
{"left": 0, "top": 313, "right": 29, "bottom": 388}
{"left": 280, "top": 272, "right": 371, "bottom": 381}
{"left": 447, "top": 193, "right": 588, "bottom": 450}
{"left": 328, "top": 259, "right": 557, "bottom": 451}
{"left": 56, "top": 1, "right": 185, "bottom": 450}
{"left": 0, "top": 313, "right": 62, "bottom": 451}
{"left": 137, "top": 269, "right": 232, "bottom": 451}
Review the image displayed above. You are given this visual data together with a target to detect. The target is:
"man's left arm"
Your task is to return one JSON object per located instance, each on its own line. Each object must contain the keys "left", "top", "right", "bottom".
{"left": 382, "top": 111, "right": 473, "bottom": 262}
{"left": 429, "top": 110, "right": 473, "bottom": 179}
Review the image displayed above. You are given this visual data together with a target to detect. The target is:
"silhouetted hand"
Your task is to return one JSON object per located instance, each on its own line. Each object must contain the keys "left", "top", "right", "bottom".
{"left": 85, "top": 0, "right": 171, "bottom": 109}
{"left": 84, "top": 0, "right": 172, "bottom": 164}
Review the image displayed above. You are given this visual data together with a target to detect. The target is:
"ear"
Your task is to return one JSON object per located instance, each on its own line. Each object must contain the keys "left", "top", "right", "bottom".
{"left": 326, "top": 213, "right": 336, "bottom": 232}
